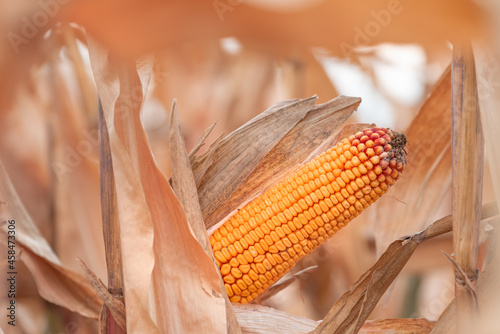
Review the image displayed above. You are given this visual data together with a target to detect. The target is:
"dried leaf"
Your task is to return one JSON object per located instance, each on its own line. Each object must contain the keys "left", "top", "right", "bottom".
{"left": 311, "top": 233, "right": 425, "bottom": 333}
{"left": 451, "top": 42, "right": 483, "bottom": 328}
{"left": 280, "top": 50, "right": 340, "bottom": 104}
{"left": 0, "top": 82, "right": 52, "bottom": 245}
{"left": 189, "top": 122, "right": 217, "bottom": 163}
{"left": 257, "top": 266, "right": 319, "bottom": 303}
{"left": 233, "top": 303, "right": 318, "bottom": 334}
{"left": 374, "top": 65, "right": 453, "bottom": 252}
{"left": 473, "top": 42, "right": 500, "bottom": 334}
{"left": 169, "top": 101, "right": 241, "bottom": 333}
{"left": 233, "top": 304, "right": 435, "bottom": 334}
{"left": 20, "top": 249, "right": 102, "bottom": 319}
{"left": 358, "top": 318, "right": 435, "bottom": 333}
{"left": 310, "top": 210, "right": 471, "bottom": 334}
{"left": 474, "top": 45, "right": 500, "bottom": 218}
{"left": 51, "top": 64, "right": 107, "bottom": 280}
{"left": 0, "top": 162, "right": 101, "bottom": 319}
{"left": 203, "top": 95, "right": 361, "bottom": 229}
{"left": 98, "top": 100, "right": 125, "bottom": 333}
{"left": 88, "top": 39, "right": 227, "bottom": 333}
{"left": 315, "top": 203, "right": 498, "bottom": 334}
{"left": 196, "top": 96, "right": 318, "bottom": 227}
{"left": 431, "top": 218, "right": 500, "bottom": 334}
{"left": 79, "top": 258, "right": 126, "bottom": 331}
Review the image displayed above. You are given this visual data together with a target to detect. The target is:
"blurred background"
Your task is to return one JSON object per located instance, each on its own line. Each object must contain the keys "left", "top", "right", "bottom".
{"left": 0, "top": 0, "right": 497, "bottom": 332}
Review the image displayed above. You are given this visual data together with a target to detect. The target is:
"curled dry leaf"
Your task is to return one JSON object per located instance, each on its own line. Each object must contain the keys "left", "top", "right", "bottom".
{"left": 189, "top": 122, "right": 217, "bottom": 166}
{"left": 0, "top": 162, "right": 101, "bottom": 319}
{"left": 88, "top": 39, "right": 227, "bottom": 333}
{"left": 196, "top": 95, "right": 361, "bottom": 230}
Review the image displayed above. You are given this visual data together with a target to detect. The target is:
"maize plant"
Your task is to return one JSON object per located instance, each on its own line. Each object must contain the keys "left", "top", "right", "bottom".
{"left": 211, "top": 127, "right": 407, "bottom": 303}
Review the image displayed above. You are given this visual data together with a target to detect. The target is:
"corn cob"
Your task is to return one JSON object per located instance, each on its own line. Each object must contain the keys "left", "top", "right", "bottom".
{"left": 210, "top": 127, "right": 407, "bottom": 303}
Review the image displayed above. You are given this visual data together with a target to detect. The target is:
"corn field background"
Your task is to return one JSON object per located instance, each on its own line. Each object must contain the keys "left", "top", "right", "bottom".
{"left": 0, "top": 0, "right": 499, "bottom": 333}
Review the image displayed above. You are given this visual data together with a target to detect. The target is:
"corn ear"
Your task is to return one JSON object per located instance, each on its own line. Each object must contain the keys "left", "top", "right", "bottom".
{"left": 210, "top": 127, "right": 407, "bottom": 303}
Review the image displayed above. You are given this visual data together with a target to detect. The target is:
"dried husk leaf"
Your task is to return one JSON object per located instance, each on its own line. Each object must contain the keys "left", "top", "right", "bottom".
{"left": 61, "top": 25, "right": 98, "bottom": 118}
{"left": 233, "top": 304, "right": 434, "bottom": 334}
{"left": 196, "top": 96, "right": 318, "bottom": 227}
{"left": 358, "top": 318, "right": 435, "bottom": 333}
{"left": 189, "top": 122, "right": 217, "bottom": 164}
{"left": 88, "top": 39, "right": 227, "bottom": 333}
{"left": 0, "top": 162, "right": 101, "bottom": 319}
{"left": 169, "top": 101, "right": 240, "bottom": 333}
{"left": 374, "top": 65, "right": 453, "bottom": 253}
{"left": 202, "top": 95, "right": 361, "bottom": 229}
{"left": 233, "top": 304, "right": 318, "bottom": 334}
{"left": 255, "top": 265, "right": 319, "bottom": 303}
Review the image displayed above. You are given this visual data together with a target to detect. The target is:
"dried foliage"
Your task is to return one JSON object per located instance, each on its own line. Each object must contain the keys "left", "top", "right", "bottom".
{"left": 0, "top": 1, "right": 498, "bottom": 334}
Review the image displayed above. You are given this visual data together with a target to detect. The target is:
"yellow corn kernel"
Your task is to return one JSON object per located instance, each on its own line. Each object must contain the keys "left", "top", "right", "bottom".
{"left": 212, "top": 127, "right": 406, "bottom": 303}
